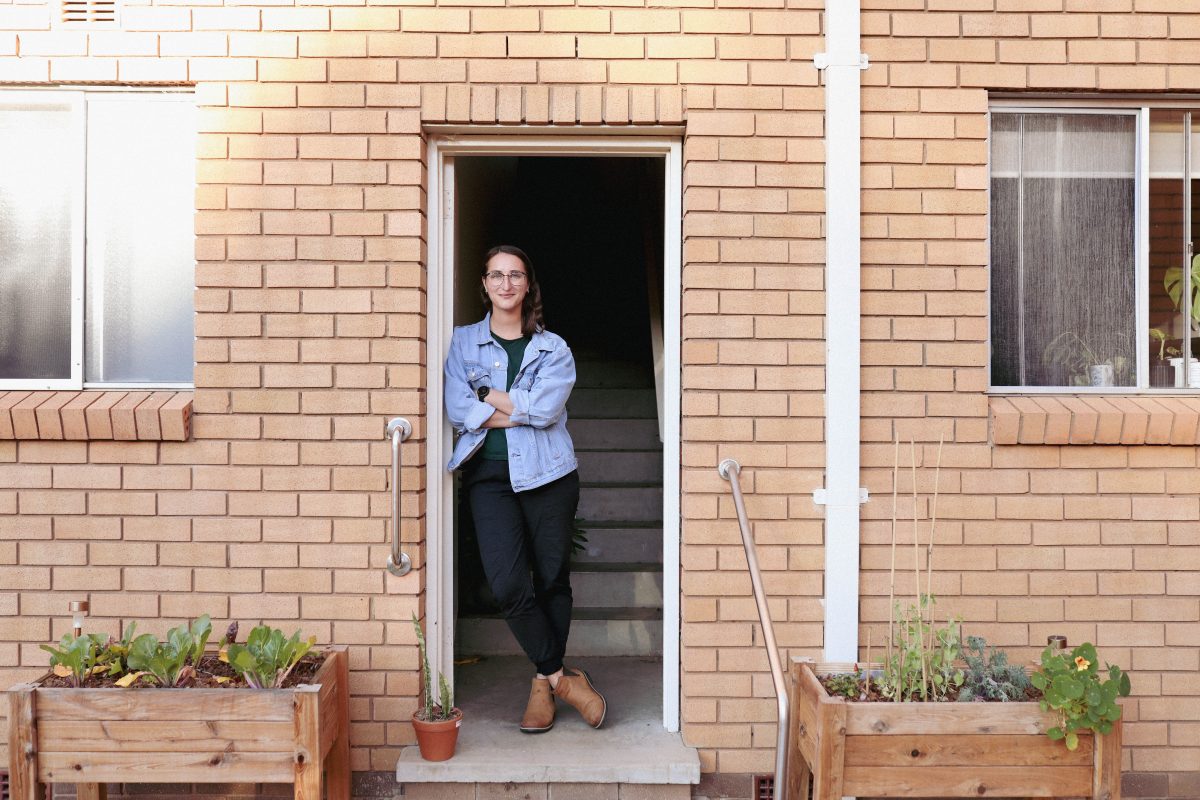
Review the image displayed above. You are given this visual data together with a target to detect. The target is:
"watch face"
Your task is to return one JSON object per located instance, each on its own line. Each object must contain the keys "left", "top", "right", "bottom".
{"left": 477, "top": 386, "right": 489, "bottom": 401}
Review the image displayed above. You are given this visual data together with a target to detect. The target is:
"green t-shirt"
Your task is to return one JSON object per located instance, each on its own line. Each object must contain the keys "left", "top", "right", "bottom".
{"left": 480, "top": 332, "right": 530, "bottom": 461}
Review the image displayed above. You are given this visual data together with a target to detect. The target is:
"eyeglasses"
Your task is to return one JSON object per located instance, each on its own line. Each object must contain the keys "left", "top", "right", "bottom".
{"left": 485, "top": 270, "right": 528, "bottom": 287}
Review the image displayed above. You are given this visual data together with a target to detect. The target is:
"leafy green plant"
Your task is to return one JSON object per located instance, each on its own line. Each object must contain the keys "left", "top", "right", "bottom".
{"left": 878, "top": 596, "right": 964, "bottom": 703}
{"left": 1030, "top": 642, "right": 1131, "bottom": 750}
{"left": 41, "top": 632, "right": 103, "bottom": 687}
{"left": 957, "top": 635, "right": 1030, "bottom": 702}
{"left": 413, "top": 613, "right": 455, "bottom": 721}
{"left": 824, "top": 667, "right": 867, "bottom": 700}
{"left": 1043, "top": 331, "right": 1131, "bottom": 386}
{"left": 126, "top": 615, "right": 212, "bottom": 687}
{"left": 1150, "top": 328, "right": 1168, "bottom": 362}
{"left": 1165, "top": 254, "right": 1200, "bottom": 327}
{"left": 224, "top": 624, "right": 317, "bottom": 689}
{"left": 99, "top": 622, "right": 139, "bottom": 677}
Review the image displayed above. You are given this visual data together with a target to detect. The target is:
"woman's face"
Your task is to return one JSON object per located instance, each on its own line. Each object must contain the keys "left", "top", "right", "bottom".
{"left": 483, "top": 252, "right": 529, "bottom": 315}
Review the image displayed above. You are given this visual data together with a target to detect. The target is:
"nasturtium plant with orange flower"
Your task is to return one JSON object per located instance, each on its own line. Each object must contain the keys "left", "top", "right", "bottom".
{"left": 1030, "top": 641, "right": 1131, "bottom": 751}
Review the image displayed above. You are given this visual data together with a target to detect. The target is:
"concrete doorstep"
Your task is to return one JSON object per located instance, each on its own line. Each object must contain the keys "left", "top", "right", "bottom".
{"left": 395, "top": 656, "right": 700, "bottom": 786}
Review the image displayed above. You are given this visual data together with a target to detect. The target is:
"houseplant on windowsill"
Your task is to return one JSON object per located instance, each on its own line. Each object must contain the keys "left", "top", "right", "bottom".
{"left": 1043, "top": 331, "right": 1132, "bottom": 387}
{"left": 1149, "top": 328, "right": 1174, "bottom": 387}
{"left": 411, "top": 613, "right": 462, "bottom": 761}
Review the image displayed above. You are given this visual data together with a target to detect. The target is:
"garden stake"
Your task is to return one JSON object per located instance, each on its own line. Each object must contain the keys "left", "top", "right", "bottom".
{"left": 910, "top": 438, "right": 927, "bottom": 698}
{"left": 926, "top": 435, "right": 943, "bottom": 658}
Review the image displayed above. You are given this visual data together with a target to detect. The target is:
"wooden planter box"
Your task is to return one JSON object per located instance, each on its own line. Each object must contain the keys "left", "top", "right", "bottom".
{"left": 787, "top": 658, "right": 1122, "bottom": 800}
{"left": 6, "top": 645, "right": 350, "bottom": 800}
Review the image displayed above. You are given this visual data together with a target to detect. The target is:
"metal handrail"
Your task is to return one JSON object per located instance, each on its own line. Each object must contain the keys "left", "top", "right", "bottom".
{"left": 387, "top": 418, "right": 413, "bottom": 577}
{"left": 718, "top": 458, "right": 789, "bottom": 799}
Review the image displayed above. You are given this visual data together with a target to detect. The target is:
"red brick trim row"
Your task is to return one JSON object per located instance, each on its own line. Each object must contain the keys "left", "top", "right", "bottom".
{"left": 0, "top": 390, "right": 192, "bottom": 441}
{"left": 990, "top": 395, "right": 1200, "bottom": 446}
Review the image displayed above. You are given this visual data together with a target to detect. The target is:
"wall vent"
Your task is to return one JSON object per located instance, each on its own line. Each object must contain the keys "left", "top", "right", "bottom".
{"left": 753, "top": 774, "right": 774, "bottom": 800}
{"left": 60, "top": 0, "right": 117, "bottom": 25}
{"left": 1, "top": 768, "right": 9, "bottom": 800}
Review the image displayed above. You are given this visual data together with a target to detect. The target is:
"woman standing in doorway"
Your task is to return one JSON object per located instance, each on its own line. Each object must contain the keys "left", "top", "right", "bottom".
{"left": 444, "top": 244, "right": 607, "bottom": 733}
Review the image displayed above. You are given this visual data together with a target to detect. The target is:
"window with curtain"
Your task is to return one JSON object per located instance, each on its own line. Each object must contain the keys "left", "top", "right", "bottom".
{"left": 0, "top": 90, "right": 195, "bottom": 389}
{"left": 991, "top": 105, "right": 1200, "bottom": 391}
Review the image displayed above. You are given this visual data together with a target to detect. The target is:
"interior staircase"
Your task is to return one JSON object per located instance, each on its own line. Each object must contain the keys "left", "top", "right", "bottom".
{"left": 455, "top": 351, "right": 664, "bottom": 658}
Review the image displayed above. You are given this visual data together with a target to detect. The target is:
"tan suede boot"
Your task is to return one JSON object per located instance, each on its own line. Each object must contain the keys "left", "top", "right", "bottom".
{"left": 552, "top": 667, "right": 606, "bottom": 728}
{"left": 520, "top": 676, "right": 555, "bottom": 733}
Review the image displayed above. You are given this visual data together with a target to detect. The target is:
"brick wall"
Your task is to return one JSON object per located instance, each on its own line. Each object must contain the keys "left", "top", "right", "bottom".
{"left": 3, "top": 1, "right": 1200, "bottom": 796}
{"left": 861, "top": 4, "right": 1200, "bottom": 797}
{"left": 0, "top": 0, "right": 829, "bottom": 789}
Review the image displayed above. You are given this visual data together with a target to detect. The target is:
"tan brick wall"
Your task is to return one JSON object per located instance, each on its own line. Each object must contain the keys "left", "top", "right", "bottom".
{"left": 0, "top": 0, "right": 829, "bottom": 783}
{"left": 3, "top": 1, "right": 1200, "bottom": 790}
{"left": 861, "top": 3, "right": 1200, "bottom": 791}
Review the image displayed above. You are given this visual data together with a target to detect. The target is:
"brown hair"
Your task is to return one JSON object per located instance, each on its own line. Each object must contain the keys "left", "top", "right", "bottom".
{"left": 480, "top": 244, "right": 544, "bottom": 337}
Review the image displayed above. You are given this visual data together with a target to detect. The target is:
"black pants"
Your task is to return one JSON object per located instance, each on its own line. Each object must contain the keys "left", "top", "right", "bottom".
{"left": 464, "top": 458, "right": 580, "bottom": 675}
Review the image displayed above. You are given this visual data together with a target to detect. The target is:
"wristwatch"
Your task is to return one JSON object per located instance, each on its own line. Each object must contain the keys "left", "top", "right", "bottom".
{"left": 477, "top": 385, "right": 490, "bottom": 402}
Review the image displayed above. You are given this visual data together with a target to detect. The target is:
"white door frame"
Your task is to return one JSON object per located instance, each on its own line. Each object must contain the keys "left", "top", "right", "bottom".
{"left": 426, "top": 133, "right": 684, "bottom": 731}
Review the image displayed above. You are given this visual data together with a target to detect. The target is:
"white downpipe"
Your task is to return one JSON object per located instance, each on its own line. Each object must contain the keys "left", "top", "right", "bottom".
{"left": 821, "top": 0, "right": 865, "bottom": 663}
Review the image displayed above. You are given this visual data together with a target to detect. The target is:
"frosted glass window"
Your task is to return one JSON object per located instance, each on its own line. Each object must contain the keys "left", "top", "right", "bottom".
{"left": 990, "top": 112, "right": 1137, "bottom": 388}
{"left": 0, "top": 98, "right": 79, "bottom": 382}
{"left": 85, "top": 98, "right": 195, "bottom": 384}
{"left": 0, "top": 90, "right": 194, "bottom": 388}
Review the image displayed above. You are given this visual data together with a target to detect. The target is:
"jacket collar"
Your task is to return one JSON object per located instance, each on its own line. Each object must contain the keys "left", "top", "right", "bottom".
{"left": 472, "top": 312, "right": 552, "bottom": 351}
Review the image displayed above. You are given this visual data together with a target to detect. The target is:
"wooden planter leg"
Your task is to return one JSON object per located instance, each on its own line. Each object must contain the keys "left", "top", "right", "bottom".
{"left": 1093, "top": 720, "right": 1122, "bottom": 800}
{"left": 324, "top": 650, "right": 352, "bottom": 800}
{"left": 294, "top": 686, "right": 323, "bottom": 800}
{"left": 76, "top": 784, "right": 107, "bottom": 800}
{"left": 811, "top": 698, "right": 847, "bottom": 800}
{"left": 7, "top": 684, "right": 45, "bottom": 800}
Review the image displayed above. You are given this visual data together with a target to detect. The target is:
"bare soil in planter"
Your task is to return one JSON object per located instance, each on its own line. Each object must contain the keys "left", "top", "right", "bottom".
{"left": 37, "top": 651, "right": 325, "bottom": 689}
{"left": 817, "top": 673, "right": 1041, "bottom": 703}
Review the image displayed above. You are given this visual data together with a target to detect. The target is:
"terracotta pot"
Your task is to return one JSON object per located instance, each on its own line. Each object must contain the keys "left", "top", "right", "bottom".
{"left": 412, "top": 707, "right": 462, "bottom": 761}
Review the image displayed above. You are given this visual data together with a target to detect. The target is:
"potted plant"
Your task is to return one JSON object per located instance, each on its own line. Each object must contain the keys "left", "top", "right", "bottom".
{"left": 786, "top": 440, "right": 1129, "bottom": 800}
{"left": 1150, "top": 328, "right": 1174, "bottom": 387}
{"left": 1043, "top": 331, "right": 1131, "bottom": 387}
{"left": 7, "top": 616, "right": 350, "bottom": 800}
{"left": 410, "top": 613, "right": 462, "bottom": 761}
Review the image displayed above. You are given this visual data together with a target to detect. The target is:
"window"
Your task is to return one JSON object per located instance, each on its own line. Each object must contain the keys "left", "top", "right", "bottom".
{"left": 990, "top": 104, "right": 1200, "bottom": 391}
{"left": 0, "top": 90, "right": 195, "bottom": 390}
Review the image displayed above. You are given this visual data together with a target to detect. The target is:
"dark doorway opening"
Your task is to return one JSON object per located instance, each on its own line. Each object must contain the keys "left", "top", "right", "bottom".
{"left": 449, "top": 154, "right": 666, "bottom": 734}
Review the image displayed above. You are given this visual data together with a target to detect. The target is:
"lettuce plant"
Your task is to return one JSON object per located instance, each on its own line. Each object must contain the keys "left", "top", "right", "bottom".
{"left": 224, "top": 625, "right": 316, "bottom": 688}
{"left": 126, "top": 616, "right": 212, "bottom": 687}
{"left": 41, "top": 632, "right": 103, "bottom": 687}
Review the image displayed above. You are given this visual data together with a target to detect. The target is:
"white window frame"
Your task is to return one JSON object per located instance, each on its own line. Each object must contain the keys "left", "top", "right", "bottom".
{"left": 0, "top": 87, "right": 195, "bottom": 392}
{"left": 986, "top": 98, "right": 1200, "bottom": 394}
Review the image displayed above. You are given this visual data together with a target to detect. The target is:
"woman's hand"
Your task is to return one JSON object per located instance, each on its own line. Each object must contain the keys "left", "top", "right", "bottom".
{"left": 483, "top": 389, "right": 515, "bottom": 415}
{"left": 481, "top": 409, "right": 517, "bottom": 428}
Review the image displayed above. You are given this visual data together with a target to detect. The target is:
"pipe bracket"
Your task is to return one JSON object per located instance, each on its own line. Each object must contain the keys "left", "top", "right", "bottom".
{"left": 813, "top": 52, "right": 869, "bottom": 70}
{"left": 812, "top": 487, "right": 869, "bottom": 505}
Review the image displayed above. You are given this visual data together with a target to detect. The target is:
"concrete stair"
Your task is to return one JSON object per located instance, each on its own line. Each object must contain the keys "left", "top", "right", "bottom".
{"left": 456, "top": 354, "right": 663, "bottom": 659}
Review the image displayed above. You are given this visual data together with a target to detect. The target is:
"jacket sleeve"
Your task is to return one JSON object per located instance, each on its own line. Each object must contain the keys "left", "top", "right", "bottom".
{"left": 508, "top": 342, "right": 575, "bottom": 429}
{"left": 444, "top": 331, "right": 495, "bottom": 434}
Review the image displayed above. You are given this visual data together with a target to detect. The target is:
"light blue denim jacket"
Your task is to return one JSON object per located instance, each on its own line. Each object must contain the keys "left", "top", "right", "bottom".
{"left": 444, "top": 314, "right": 578, "bottom": 491}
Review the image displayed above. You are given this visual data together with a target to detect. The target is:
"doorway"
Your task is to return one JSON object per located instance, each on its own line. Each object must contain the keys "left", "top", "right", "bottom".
{"left": 425, "top": 135, "right": 683, "bottom": 732}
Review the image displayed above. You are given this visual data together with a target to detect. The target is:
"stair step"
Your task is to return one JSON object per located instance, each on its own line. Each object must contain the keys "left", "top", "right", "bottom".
{"left": 567, "top": 387, "right": 657, "bottom": 418}
{"left": 576, "top": 450, "right": 662, "bottom": 484}
{"left": 456, "top": 617, "right": 662, "bottom": 657}
{"left": 570, "top": 419, "right": 660, "bottom": 450}
{"left": 578, "top": 485, "right": 662, "bottom": 523}
{"left": 573, "top": 569, "right": 662, "bottom": 607}
{"left": 573, "top": 358, "right": 655, "bottom": 389}
{"left": 575, "top": 527, "right": 663, "bottom": 565}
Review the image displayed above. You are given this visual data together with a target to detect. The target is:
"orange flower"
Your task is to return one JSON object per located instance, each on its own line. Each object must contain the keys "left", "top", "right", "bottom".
{"left": 1074, "top": 656, "right": 1090, "bottom": 671}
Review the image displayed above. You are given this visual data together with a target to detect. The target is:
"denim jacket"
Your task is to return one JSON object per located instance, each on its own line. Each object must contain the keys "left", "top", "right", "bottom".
{"left": 444, "top": 313, "right": 578, "bottom": 491}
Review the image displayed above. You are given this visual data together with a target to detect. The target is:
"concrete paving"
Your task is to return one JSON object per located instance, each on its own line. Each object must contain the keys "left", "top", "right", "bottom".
{"left": 395, "top": 655, "right": 700, "bottom": 785}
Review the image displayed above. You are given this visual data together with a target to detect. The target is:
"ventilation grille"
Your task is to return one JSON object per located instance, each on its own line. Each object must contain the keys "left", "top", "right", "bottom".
{"left": 60, "top": 0, "right": 116, "bottom": 24}
{"left": 1, "top": 769, "right": 9, "bottom": 800}
{"left": 753, "top": 774, "right": 774, "bottom": 800}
